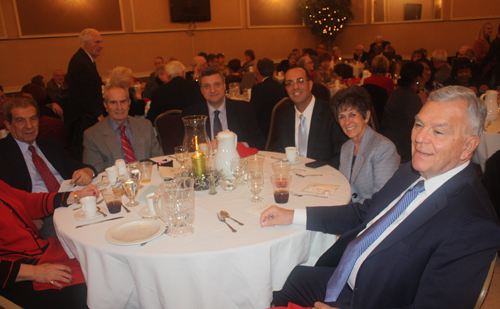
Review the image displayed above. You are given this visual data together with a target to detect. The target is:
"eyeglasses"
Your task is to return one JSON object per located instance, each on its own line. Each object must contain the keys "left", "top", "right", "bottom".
{"left": 284, "top": 77, "right": 307, "bottom": 87}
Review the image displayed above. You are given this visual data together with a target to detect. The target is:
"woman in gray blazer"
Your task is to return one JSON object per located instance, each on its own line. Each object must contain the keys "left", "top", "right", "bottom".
{"left": 332, "top": 86, "right": 400, "bottom": 203}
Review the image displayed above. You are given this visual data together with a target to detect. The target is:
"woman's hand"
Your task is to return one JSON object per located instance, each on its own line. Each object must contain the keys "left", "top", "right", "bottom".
{"left": 67, "top": 184, "right": 100, "bottom": 204}
{"left": 17, "top": 263, "right": 74, "bottom": 289}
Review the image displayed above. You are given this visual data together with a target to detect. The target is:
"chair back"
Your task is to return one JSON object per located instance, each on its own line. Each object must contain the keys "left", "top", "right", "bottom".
{"left": 265, "top": 97, "right": 292, "bottom": 151}
{"left": 362, "top": 83, "right": 388, "bottom": 132}
{"left": 154, "top": 109, "right": 182, "bottom": 155}
{"left": 474, "top": 253, "right": 497, "bottom": 309}
{"left": 312, "top": 82, "right": 331, "bottom": 102}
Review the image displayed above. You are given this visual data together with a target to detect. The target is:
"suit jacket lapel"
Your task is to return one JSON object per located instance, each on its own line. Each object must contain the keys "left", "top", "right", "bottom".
{"left": 369, "top": 165, "right": 472, "bottom": 257}
{"left": 226, "top": 99, "right": 239, "bottom": 135}
{"left": 5, "top": 134, "right": 32, "bottom": 192}
{"left": 129, "top": 117, "right": 145, "bottom": 159}
{"left": 103, "top": 118, "right": 124, "bottom": 161}
{"left": 307, "top": 101, "right": 323, "bottom": 155}
{"left": 350, "top": 127, "right": 374, "bottom": 184}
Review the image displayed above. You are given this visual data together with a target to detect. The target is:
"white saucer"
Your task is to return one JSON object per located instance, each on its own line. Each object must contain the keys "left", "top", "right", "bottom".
{"left": 105, "top": 219, "right": 165, "bottom": 246}
{"left": 139, "top": 206, "right": 156, "bottom": 218}
{"left": 74, "top": 207, "right": 105, "bottom": 220}
{"left": 290, "top": 158, "right": 301, "bottom": 165}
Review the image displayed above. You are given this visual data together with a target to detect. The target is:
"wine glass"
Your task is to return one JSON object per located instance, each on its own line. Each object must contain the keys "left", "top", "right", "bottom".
{"left": 248, "top": 171, "right": 264, "bottom": 202}
{"left": 121, "top": 177, "right": 140, "bottom": 207}
{"left": 175, "top": 146, "right": 189, "bottom": 175}
{"left": 230, "top": 158, "right": 244, "bottom": 185}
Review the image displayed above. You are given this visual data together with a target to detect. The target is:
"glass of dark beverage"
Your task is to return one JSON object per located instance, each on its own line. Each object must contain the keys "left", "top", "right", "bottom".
{"left": 101, "top": 187, "right": 123, "bottom": 214}
{"left": 270, "top": 175, "right": 292, "bottom": 204}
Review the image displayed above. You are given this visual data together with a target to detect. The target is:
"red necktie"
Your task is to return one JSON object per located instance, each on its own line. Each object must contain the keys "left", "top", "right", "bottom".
{"left": 120, "top": 126, "right": 137, "bottom": 163}
{"left": 28, "top": 145, "right": 60, "bottom": 193}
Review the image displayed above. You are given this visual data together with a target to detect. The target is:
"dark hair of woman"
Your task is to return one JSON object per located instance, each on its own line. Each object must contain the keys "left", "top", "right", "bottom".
{"left": 398, "top": 61, "right": 424, "bottom": 87}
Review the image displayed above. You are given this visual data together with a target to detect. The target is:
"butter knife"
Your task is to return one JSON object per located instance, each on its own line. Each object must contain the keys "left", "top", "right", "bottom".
{"left": 75, "top": 216, "right": 124, "bottom": 228}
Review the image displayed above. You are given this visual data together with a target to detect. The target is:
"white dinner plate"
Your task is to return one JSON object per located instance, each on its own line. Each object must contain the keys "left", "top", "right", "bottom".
{"left": 105, "top": 219, "right": 165, "bottom": 246}
{"left": 139, "top": 206, "right": 156, "bottom": 218}
{"left": 74, "top": 207, "right": 105, "bottom": 221}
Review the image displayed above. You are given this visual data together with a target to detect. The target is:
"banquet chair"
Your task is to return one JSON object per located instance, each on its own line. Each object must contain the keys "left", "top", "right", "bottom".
{"left": 154, "top": 109, "right": 182, "bottom": 155}
{"left": 362, "top": 83, "right": 388, "bottom": 131}
{"left": 265, "top": 97, "right": 292, "bottom": 151}
{"left": 474, "top": 253, "right": 497, "bottom": 309}
{"left": 312, "top": 82, "right": 331, "bottom": 102}
{"left": 0, "top": 295, "right": 22, "bottom": 309}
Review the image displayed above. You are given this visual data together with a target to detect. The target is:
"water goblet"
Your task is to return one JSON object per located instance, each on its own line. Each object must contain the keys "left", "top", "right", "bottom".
{"left": 121, "top": 177, "right": 140, "bottom": 207}
{"left": 230, "top": 158, "right": 244, "bottom": 185}
{"left": 175, "top": 146, "right": 189, "bottom": 175}
{"left": 128, "top": 162, "right": 144, "bottom": 189}
{"left": 248, "top": 171, "right": 264, "bottom": 202}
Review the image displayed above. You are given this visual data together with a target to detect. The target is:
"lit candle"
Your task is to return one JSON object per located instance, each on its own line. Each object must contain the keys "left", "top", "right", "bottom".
{"left": 191, "top": 151, "right": 206, "bottom": 177}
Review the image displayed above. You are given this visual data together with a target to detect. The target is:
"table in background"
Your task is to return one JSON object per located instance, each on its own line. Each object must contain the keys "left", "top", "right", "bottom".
{"left": 473, "top": 114, "right": 500, "bottom": 171}
{"left": 54, "top": 151, "right": 351, "bottom": 308}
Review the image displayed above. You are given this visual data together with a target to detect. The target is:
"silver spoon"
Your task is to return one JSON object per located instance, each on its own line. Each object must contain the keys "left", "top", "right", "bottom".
{"left": 98, "top": 209, "right": 107, "bottom": 217}
{"left": 217, "top": 212, "right": 237, "bottom": 232}
{"left": 291, "top": 191, "right": 328, "bottom": 198}
{"left": 220, "top": 210, "right": 244, "bottom": 225}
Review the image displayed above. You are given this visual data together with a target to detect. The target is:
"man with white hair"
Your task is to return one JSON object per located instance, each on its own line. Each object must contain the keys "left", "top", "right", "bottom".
{"left": 146, "top": 60, "right": 203, "bottom": 124}
{"left": 262, "top": 86, "right": 500, "bottom": 308}
{"left": 46, "top": 69, "right": 68, "bottom": 104}
{"left": 186, "top": 56, "right": 207, "bottom": 81}
{"left": 368, "top": 35, "right": 391, "bottom": 56}
{"left": 432, "top": 49, "right": 451, "bottom": 83}
{"left": 66, "top": 28, "right": 105, "bottom": 160}
{"left": 353, "top": 44, "right": 369, "bottom": 63}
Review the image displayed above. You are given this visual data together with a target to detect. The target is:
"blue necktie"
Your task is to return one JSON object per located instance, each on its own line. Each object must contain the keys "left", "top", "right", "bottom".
{"left": 325, "top": 180, "right": 425, "bottom": 302}
{"left": 298, "top": 114, "right": 307, "bottom": 157}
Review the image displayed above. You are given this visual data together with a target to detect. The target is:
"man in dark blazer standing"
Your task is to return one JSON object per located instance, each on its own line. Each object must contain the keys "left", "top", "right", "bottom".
{"left": 146, "top": 60, "right": 203, "bottom": 124}
{"left": 251, "top": 58, "right": 288, "bottom": 141}
{"left": 260, "top": 86, "right": 500, "bottom": 309}
{"left": 276, "top": 66, "right": 346, "bottom": 168}
{"left": 182, "top": 66, "right": 265, "bottom": 149}
{"left": 0, "top": 97, "right": 96, "bottom": 238}
{"left": 66, "top": 28, "right": 104, "bottom": 160}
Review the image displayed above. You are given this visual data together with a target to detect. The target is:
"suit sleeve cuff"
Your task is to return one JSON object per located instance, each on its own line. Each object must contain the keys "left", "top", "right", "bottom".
{"left": 293, "top": 208, "right": 307, "bottom": 225}
{"left": 0, "top": 260, "right": 21, "bottom": 289}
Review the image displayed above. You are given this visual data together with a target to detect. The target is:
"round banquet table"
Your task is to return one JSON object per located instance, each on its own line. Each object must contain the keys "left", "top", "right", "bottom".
{"left": 54, "top": 151, "right": 351, "bottom": 309}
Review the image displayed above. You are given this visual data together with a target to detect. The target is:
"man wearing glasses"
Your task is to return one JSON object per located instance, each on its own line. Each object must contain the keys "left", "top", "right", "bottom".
{"left": 182, "top": 66, "right": 265, "bottom": 149}
{"left": 276, "top": 66, "right": 346, "bottom": 168}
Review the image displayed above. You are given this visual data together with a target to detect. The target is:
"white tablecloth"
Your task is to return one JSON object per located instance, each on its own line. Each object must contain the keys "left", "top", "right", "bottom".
{"left": 473, "top": 114, "right": 500, "bottom": 171}
{"left": 54, "top": 151, "right": 351, "bottom": 308}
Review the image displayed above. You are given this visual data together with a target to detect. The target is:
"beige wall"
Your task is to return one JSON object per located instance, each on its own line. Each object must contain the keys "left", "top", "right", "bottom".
{"left": 1, "top": 0, "right": 499, "bottom": 93}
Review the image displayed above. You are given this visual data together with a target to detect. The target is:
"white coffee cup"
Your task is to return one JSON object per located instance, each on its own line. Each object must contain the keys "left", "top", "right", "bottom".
{"left": 81, "top": 196, "right": 97, "bottom": 217}
{"left": 146, "top": 193, "right": 156, "bottom": 215}
{"left": 115, "top": 159, "right": 127, "bottom": 176}
{"left": 285, "top": 147, "right": 299, "bottom": 163}
{"left": 106, "top": 166, "right": 118, "bottom": 185}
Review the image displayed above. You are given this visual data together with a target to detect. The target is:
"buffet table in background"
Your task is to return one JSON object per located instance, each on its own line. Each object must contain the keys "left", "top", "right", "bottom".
{"left": 54, "top": 151, "right": 351, "bottom": 309}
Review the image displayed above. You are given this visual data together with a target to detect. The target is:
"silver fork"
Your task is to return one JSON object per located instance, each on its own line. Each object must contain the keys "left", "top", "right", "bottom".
{"left": 217, "top": 212, "right": 237, "bottom": 232}
{"left": 296, "top": 173, "right": 323, "bottom": 178}
{"left": 291, "top": 191, "right": 328, "bottom": 198}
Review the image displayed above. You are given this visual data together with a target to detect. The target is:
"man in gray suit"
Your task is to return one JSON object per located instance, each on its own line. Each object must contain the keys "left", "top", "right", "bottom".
{"left": 83, "top": 85, "right": 163, "bottom": 173}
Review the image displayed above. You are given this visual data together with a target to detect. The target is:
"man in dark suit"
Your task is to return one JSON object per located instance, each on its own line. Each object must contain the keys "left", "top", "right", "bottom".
{"left": 260, "top": 86, "right": 500, "bottom": 308}
{"left": 182, "top": 66, "right": 265, "bottom": 149}
{"left": 276, "top": 66, "right": 346, "bottom": 168}
{"left": 66, "top": 28, "right": 104, "bottom": 160}
{"left": 0, "top": 97, "right": 96, "bottom": 238}
{"left": 368, "top": 35, "right": 391, "bottom": 56}
{"left": 46, "top": 69, "right": 69, "bottom": 105}
{"left": 250, "top": 58, "right": 288, "bottom": 141}
{"left": 146, "top": 61, "right": 203, "bottom": 124}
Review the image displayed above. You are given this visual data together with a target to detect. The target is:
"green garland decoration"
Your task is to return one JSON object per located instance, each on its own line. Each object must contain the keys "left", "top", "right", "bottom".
{"left": 300, "top": 0, "right": 354, "bottom": 43}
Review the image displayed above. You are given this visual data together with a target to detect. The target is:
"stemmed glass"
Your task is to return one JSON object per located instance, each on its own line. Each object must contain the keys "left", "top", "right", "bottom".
{"left": 175, "top": 146, "right": 190, "bottom": 175}
{"left": 121, "top": 177, "right": 140, "bottom": 207}
{"left": 128, "top": 162, "right": 144, "bottom": 189}
{"left": 248, "top": 171, "right": 264, "bottom": 202}
{"left": 230, "top": 158, "right": 244, "bottom": 185}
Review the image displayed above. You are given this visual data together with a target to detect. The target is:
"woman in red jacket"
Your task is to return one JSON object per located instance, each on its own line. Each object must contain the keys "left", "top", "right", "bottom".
{"left": 0, "top": 181, "right": 98, "bottom": 309}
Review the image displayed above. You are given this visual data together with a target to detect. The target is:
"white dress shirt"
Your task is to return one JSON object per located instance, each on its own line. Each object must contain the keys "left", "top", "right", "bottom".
{"left": 294, "top": 96, "right": 315, "bottom": 158}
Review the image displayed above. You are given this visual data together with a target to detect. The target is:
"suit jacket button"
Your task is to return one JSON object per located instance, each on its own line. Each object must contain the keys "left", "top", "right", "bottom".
{"left": 352, "top": 193, "right": 358, "bottom": 199}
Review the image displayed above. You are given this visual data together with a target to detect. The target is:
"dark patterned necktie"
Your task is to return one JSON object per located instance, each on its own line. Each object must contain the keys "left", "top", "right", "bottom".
{"left": 213, "top": 110, "right": 222, "bottom": 139}
{"left": 119, "top": 126, "right": 137, "bottom": 163}
{"left": 325, "top": 180, "right": 426, "bottom": 302}
{"left": 28, "top": 145, "right": 60, "bottom": 192}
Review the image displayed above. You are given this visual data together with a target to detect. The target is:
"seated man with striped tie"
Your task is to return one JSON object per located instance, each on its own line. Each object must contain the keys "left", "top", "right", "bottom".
{"left": 261, "top": 86, "right": 500, "bottom": 308}
{"left": 0, "top": 97, "right": 97, "bottom": 239}
{"left": 83, "top": 84, "right": 163, "bottom": 173}
{"left": 275, "top": 66, "right": 347, "bottom": 169}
